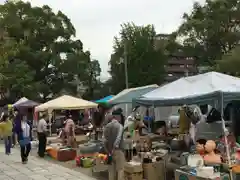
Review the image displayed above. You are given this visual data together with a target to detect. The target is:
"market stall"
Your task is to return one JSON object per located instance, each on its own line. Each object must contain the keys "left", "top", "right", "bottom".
{"left": 35, "top": 95, "right": 98, "bottom": 112}
{"left": 35, "top": 95, "right": 98, "bottom": 162}
{"left": 13, "top": 99, "right": 39, "bottom": 109}
{"left": 12, "top": 97, "right": 28, "bottom": 107}
{"left": 133, "top": 72, "right": 240, "bottom": 180}
{"left": 134, "top": 72, "right": 240, "bottom": 107}
{"left": 95, "top": 95, "right": 114, "bottom": 104}
{"left": 109, "top": 84, "right": 158, "bottom": 105}
{"left": 108, "top": 84, "right": 159, "bottom": 116}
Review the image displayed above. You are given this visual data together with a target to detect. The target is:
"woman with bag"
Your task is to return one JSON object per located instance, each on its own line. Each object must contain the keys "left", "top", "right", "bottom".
{"left": 15, "top": 115, "right": 31, "bottom": 164}
{"left": 0, "top": 114, "right": 13, "bottom": 155}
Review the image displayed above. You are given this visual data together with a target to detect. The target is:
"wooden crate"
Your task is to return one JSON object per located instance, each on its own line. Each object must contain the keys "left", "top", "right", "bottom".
{"left": 143, "top": 161, "right": 165, "bottom": 180}
{"left": 47, "top": 147, "right": 77, "bottom": 161}
{"left": 124, "top": 171, "right": 143, "bottom": 180}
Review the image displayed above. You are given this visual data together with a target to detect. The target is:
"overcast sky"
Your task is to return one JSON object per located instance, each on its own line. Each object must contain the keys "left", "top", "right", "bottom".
{"left": 2, "top": 0, "right": 205, "bottom": 79}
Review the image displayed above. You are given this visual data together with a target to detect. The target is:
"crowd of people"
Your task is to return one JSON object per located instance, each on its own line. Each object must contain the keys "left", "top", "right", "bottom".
{"left": 0, "top": 107, "right": 50, "bottom": 164}
{"left": 0, "top": 108, "right": 32, "bottom": 164}
{"left": 0, "top": 103, "right": 131, "bottom": 180}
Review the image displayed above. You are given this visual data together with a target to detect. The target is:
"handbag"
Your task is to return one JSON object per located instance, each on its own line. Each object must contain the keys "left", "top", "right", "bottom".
{"left": 19, "top": 123, "right": 30, "bottom": 146}
{"left": 106, "top": 153, "right": 113, "bottom": 164}
{"left": 19, "top": 137, "right": 30, "bottom": 146}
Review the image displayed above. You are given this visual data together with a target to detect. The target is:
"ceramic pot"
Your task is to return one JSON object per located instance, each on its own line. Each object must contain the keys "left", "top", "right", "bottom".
{"left": 170, "top": 139, "right": 184, "bottom": 151}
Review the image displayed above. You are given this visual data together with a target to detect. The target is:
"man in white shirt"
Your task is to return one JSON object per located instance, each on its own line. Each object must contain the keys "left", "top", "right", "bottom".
{"left": 37, "top": 114, "right": 47, "bottom": 158}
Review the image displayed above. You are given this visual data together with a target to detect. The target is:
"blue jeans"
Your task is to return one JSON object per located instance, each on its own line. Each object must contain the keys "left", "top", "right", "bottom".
{"left": 4, "top": 136, "right": 11, "bottom": 154}
{"left": 12, "top": 132, "right": 16, "bottom": 146}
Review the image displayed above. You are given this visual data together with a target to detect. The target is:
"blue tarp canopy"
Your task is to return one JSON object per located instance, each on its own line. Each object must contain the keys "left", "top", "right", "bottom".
{"left": 95, "top": 95, "right": 114, "bottom": 103}
{"left": 108, "top": 84, "right": 159, "bottom": 105}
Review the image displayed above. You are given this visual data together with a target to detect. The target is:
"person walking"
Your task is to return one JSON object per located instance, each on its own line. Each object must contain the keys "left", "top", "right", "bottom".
{"left": 18, "top": 116, "right": 31, "bottom": 164}
{"left": 9, "top": 110, "right": 16, "bottom": 147}
{"left": 20, "top": 116, "right": 31, "bottom": 163}
{"left": 64, "top": 115, "right": 75, "bottom": 147}
{"left": 37, "top": 113, "right": 47, "bottom": 158}
{"left": 103, "top": 110, "right": 125, "bottom": 180}
{"left": 0, "top": 114, "right": 13, "bottom": 155}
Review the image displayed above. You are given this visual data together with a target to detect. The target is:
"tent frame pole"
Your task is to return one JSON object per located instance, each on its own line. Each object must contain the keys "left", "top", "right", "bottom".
{"left": 221, "top": 92, "right": 233, "bottom": 180}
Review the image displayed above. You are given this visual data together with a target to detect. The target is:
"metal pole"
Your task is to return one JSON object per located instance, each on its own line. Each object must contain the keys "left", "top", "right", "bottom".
{"left": 124, "top": 42, "right": 129, "bottom": 116}
{"left": 124, "top": 42, "right": 129, "bottom": 89}
{"left": 221, "top": 93, "right": 233, "bottom": 180}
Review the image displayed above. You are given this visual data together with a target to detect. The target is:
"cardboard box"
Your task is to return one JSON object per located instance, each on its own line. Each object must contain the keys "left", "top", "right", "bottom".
{"left": 124, "top": 162, "right": 143, "bottom": 173}
{"left": 124, "top": 161, "right": 143, "bottom": 180}
{"left": 143, "top": 161, "right": 165, "bottom": 180}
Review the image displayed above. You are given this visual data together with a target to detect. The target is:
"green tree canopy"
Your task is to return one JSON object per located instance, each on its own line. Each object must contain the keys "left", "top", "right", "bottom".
{"left": 0, "top": 1, "right": 101, "bottom": 101}
{"left": 109, "top": 23, "right": 167, "bottom": 93}
{"left": 178, "top": 0, "right": 240, "bottom": 66}
{"left": 215, "top": 46, "right": 240, "bottom": 76}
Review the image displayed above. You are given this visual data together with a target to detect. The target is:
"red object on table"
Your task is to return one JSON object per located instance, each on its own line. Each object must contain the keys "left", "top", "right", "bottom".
{"left": 75, "top": 155, "right": 84, "bottom": 166}
{"left": 236, "top": 149, "right": 240, "bottom": 161}
{"left": 220, "top": 135, "right": 236, "bottom": 148}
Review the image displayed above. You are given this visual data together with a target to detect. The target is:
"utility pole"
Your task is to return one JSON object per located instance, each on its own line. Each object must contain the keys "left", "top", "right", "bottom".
{"left": 123, "top": 41, "right": 129, "bottom": 116}
{"left": 124, "top": 42, "right": 129, "bottom": 89}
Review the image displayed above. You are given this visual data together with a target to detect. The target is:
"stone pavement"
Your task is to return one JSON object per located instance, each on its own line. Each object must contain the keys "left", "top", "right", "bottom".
{"left": 0, "top": 145, "right": 97, "bottom": 180}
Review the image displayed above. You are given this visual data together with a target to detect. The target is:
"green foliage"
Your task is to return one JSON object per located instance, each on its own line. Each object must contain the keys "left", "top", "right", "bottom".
{"left": 178, "top": 0, "right": 240, "bottom": 66}
{"left": 0, "top": 1, "right": 101, "bottom": 101}
{"left": 82, "top": 58, "right": 101, "bottom": 100}
{"left": 216, "top": 46, "right": 240, "bottom": 76}
{"left": 109, "top": 23, "right": 167, "bottom": 94}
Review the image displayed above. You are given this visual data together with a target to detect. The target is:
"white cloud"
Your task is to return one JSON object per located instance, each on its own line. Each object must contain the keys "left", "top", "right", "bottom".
{"left": 2, "top": 0, "right": 206, "bottom": 79}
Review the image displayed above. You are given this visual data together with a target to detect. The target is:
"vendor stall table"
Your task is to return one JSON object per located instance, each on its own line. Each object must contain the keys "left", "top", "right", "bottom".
{"left": 175, "top": 169, "right": 229, "bottom": 180}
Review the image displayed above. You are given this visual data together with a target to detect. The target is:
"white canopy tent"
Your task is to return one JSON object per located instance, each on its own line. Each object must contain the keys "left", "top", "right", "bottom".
{"left": 35, "top": 95, "right": 98, "bottom": 112}
{"left": 134, "top": 72, "right": 240, "bottom": 108}
{"left": 134, "top": 72, "right": 240, "bottom": 171}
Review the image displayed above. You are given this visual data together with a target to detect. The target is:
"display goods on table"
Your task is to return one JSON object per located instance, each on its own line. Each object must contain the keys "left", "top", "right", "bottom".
{"left": 175, "top": 169, "right": 229, "bottom": 180}
{"left": 92, "top": 154, "right": 108, "bottom": 172}
{"left": 173, "top": 133, "right": 240, "bottom": 180}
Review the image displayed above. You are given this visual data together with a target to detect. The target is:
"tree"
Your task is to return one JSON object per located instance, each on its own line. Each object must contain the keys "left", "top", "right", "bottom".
{"left": 109, "top": 23, "right": 167, "bottom": 93}
{"left": 215, "top": 46, "right": 240, "bottom": 76}
{"left": 82, "top": 58, "right": 101, "bottom": 100}
{"left": 0, "top": 29, "right": 35, "bottom": 101}
{"left": 178, "top": 0, "right": 240, "bottom": 66}
{"left": 0, "top": 1, "right": 101, "bottom": 101}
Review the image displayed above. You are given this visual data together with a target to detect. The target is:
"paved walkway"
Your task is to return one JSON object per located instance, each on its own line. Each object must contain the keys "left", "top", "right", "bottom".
{"left": 0, "top": 145, "right": 96, "bottom": 180}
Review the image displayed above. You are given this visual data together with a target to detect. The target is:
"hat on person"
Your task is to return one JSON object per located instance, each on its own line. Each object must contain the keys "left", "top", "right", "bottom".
{"left": 112, "top": 109, "right": 121, "bottom": 116}
{"left": 135, "top": 113, "right": 141, "bottom": 120}
{"left": 116, "top": 108, "right": 123, "bottom": 113}
{"left": 8, "top": 104, "right": 13, "bottom": 110}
